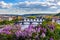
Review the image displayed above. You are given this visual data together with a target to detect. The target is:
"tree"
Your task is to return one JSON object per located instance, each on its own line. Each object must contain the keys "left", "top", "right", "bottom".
{"left": 27, "top": 16, "right": 36, "bottom": 19}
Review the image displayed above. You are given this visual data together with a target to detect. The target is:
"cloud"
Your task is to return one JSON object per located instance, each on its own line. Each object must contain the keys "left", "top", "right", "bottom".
{"left": 0, "top": 8, "right": 57, "bottom": 15}
{"left": 50, "top": 6, "right": 57, "bottom": 9}
{"left": 0, "top": 0, "right": 60, "bottom": 14}
{"left": 57, "top": 1, "right": 60, "bottom": 6}
{"left": 47, "top": 0, "right": 55, "bottom": 2}
{"left": 0, "top": 1, "right": 13, "bottom": 8}
{"left": 0, "top": 0, "right": 58, "bottom": 9}
{"left": 16, "top": 1, "right": 57, "bottom": 8}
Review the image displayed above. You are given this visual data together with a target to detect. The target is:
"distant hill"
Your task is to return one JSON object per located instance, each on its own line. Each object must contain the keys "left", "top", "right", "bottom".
{"left": 55, "top": 13, "right": 60, "bottom": 16}
{"left": 22, "top": 13, "right": 56, "bottom": 17}
{"left": 0, "top": 13, "right": 55, "bottom": 17}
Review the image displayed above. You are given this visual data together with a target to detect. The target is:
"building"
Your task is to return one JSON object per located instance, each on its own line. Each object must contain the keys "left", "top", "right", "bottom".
{"left": 52, "top": 17, "right": 60, "bottom": 24}
{"left": 0, "top": 16, "right": 14, "bottom": 21}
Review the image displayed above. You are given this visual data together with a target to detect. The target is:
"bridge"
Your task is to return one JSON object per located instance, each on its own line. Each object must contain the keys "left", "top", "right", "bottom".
{"left": 15, "top": 18, "right": 45, "bottom": 25}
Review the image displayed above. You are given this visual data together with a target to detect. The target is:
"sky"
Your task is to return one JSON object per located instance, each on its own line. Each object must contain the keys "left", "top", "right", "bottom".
{"left": 0, "top": 0, "right": 60, "bottom": 15}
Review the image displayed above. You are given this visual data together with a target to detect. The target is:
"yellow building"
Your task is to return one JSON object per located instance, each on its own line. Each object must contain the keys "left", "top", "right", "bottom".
{"left": 18, "top": 16, "right": 23, "bottom": 20}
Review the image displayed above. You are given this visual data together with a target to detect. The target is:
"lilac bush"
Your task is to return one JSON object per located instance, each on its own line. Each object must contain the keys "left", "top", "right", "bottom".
{"left": 0, "top": 25, "right": 12, "bottom": 35}
{"left": 0, "top": 23, "right": 59, "bottom": 40}
{"left": 14, "top": 24, "right": 54, "bottom": 40}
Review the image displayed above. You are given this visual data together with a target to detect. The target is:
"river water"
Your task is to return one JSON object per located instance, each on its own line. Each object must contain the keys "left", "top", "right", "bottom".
{"left": 19, "top": 22, "right": 42, "bottom": 30}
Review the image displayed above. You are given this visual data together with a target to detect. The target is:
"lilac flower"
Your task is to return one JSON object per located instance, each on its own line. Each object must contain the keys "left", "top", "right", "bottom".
{"left": 50, "top": 37, "right": 54, "bottom": 40}
{"left": 25, "top": 27, "right": 34, "bottom": 33}
{"left": 22, "top": 31, "right": 28, "bottom": 37}
{"left": 42, "top": 28, "right": 46, "bottom": 33}
{"left": 48, "top": 24, "right": 55, "bottom": 32}
{"left": 25, "top": 28, "right": 31, "bottom": 33}
{"left": 36, "top": 27, "right": 41, "bottom": 33}
{"left": 50, "top": 25, "right": 54, "bottom": 30}
{"left": 15, "top": 24, "right": 21, "bottom": 30}
{"left": 2, "top": 31, "right": 11, "bottom": 35}
{"left": 15, "top": 32, "right": 19, "bottom": 37}
{"left": 35, "top": 34, "right": 40, "bottom": 40}
{"left": 28, "top": 24, "right": 34, "bottom": 29}
{"left": 32, "top": 29, "right": 36, "bottom": 33}
{"left": 20, "top": 31, "right": 28, "bottom": 37}
{"left": 41, "top": 32, "right": 46, "bottom": 38}
{"left": 0, "top": 28, "right": 3, "bottom": 33}
{"left": 15, "top": 30, "right": 22, "bottom": 37}
{"left": 28, "top": 33, "right": 32, "bottom": 37}
{"left": 3, "top": 25, "right": 12, "bottom": 31}
{"left": 35, "top": 34, "right": 39, "bottom": 38}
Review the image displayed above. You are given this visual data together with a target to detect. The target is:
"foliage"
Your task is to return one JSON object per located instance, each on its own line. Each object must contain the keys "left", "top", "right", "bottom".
{"left": 0, "top": 18, "right": 19, "bottom": 25}
{"left": 27, "top": 16, "right": 36, "bottom": 19}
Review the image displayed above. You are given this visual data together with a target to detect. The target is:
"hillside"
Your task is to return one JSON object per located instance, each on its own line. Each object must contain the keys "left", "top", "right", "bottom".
{"left": 0, "top": 13, "right": 55, "bottom": 17}
{"left": 55, "top": 13, "right": 60, "bottom": 16}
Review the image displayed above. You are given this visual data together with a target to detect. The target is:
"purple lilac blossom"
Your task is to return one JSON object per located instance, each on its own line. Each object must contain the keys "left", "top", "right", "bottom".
{"left": 15, "top": 30, "right": 22, "bottom": 37}
{"left": 2, "top": 31, "right": 11, "bottom": 34}
{"left": 41, "top": 32, "right": 46, "bottom": 38}
{"left": 50, "top": 37, "right": 54, "bottom": 40}
{"left": 3, "top": 25, "right": 12, "bottom": 31}
{"left": 36, "top": 27, "right": 41, "bottom": 33}
{"left": 42, "top": 28, "right": 46, "bottom": 33}
{"left": 0, "top": 28, "right": 3, "bottom": 33}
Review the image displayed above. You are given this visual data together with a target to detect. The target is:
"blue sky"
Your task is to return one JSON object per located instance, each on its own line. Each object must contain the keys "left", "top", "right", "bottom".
{"left": 0, "top": 0, "right": 60, "bottom": 14}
